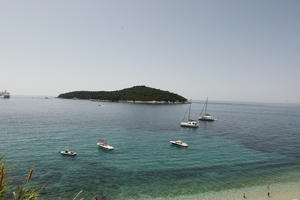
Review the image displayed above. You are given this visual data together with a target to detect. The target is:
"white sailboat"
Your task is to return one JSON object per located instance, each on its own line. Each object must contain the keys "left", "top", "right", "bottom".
{"left": 180, "top": 101, "right": 199, "bottom": 128}
{"left": 199, "top": 97, "right": 216, "bottom": 121}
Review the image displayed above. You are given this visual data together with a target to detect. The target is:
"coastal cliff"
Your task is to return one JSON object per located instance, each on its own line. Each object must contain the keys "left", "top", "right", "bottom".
{"left": 58, "top": 86, "right": 188, "bottom": 104}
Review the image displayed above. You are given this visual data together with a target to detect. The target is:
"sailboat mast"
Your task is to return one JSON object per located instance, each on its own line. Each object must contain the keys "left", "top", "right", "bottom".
{"left": 188, "top": 101, "right": 191, "bottom": 121}
{"left": 204, "top": 97, "right": 208, "bottom": 115}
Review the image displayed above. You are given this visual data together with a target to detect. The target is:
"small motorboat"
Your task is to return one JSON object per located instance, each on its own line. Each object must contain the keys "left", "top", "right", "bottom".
{"left": 170, "top": 140, "right": 188, "bottom": 147}
{"left": 59, "top": 149, "right": 77, "bottom": 156}
{"left": 97, "top": 140, "right": 114, "bottom": 150}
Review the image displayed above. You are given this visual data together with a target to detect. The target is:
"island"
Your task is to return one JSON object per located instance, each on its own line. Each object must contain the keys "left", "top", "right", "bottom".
{"left": 57, "top": 86, "right": 188, "bottom": 104}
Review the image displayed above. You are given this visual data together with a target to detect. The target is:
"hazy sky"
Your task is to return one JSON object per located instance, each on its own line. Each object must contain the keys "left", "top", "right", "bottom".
{"left": 1, "top": 0, "right": 299, "bottom": 103}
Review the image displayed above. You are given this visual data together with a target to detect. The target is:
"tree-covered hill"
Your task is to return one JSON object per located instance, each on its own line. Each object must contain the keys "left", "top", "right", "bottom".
{"left": 58, "top": 86, "right": 187, "bottom": 103}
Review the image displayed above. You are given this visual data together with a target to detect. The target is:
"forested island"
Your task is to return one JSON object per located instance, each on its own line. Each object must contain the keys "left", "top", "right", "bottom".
{"left": 58, "top": 86, "right": 188, "bottom": 104}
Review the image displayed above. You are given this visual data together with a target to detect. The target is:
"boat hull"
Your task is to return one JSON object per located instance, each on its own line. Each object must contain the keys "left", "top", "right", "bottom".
{"left": 180, "top": 122, "right": 199, "bottom": 128}
{"left": 59, "top": 151, "right": 77, "bottom": 156}
{"left": 199, "top": 116, "right": 216, "bottom": 121}
{"left": 170, "top": 141, "right": 188, "bottom": 147}
{"left": 97, "top": 143, "right": 114, "bottom": 150}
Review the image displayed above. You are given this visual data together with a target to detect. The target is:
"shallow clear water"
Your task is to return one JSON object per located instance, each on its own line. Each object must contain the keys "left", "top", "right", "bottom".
{"left": 0, "top": 97, "right": 300, "bottom": 199}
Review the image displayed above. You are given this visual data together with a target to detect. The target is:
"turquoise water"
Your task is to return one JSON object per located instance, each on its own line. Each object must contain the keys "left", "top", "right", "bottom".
{"left": 0, "top": 97, "right": 300, "bottom": 199}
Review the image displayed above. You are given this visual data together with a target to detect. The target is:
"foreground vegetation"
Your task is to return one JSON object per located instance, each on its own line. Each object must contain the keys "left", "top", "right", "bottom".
{"left": 0, "top": 158, "right": 103, "bottom": 200}
{"left": 58, "top": 85, "right": 187, "bottom": 103}
{"left": 0, "top": 157, "right": 38, "bottom": 200}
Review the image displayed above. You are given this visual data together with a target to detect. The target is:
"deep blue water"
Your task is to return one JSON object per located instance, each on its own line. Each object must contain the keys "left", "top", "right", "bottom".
{"left": 0, "top": 97, "right": 300, "bottom": 199}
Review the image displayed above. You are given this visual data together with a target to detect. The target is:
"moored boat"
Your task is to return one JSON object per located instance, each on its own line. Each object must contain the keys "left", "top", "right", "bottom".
{"left": 199, "top": 114, "right": 216, "bottom": 121}
{"left": 199, "top": 97, "right": 216, "bottom": 121}
{"left": 0, "top": 90, "right": 10, "bottom": 99}
{"left": 180, "top": 121, "right": 199, "bottom": 128}
{"left": 180, "top": 101, "right": 199, "bottom": 128}
{"left": 59, "top": 149, "right": 77, "bottom": 156}
{"left": 170, "top": 140, "right": 188, "bottom": 147}
{"left": 97, "top": 140, "right": 114, "bottom": 150}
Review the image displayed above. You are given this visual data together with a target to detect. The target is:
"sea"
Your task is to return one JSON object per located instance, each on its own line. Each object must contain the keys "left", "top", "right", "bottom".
{"left": 0, "top": 96, "right": 300, "bottom": 200}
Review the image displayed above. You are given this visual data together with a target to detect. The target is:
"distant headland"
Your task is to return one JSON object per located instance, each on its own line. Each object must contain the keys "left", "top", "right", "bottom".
{"left": 57, "top": 86, "right": 188, "bottom": 104}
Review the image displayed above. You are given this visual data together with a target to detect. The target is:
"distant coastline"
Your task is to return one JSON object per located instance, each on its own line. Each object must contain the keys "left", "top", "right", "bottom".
{"left": 89, "top": 99, "right": 189, "bottom": 104}
{"left": 58, "top": 86, "right": 188, "bottom": 104}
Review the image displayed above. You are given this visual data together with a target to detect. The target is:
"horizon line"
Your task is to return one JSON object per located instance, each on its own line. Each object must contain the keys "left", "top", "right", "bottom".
{"left": 8, "top": 94, "right": 300, "bottom": 106}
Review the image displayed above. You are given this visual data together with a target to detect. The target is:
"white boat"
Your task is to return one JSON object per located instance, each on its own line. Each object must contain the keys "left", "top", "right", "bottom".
{"left": 59, "top": 149, "right": 77, "bottom": 156}
{"left": 199, "top": 114, "right": 216, "bottom": 121}
{"left": 97, "top": 140, "right": 114, "bottom": 150}
{"left": 0, "top": 90, "right": 10, "bottom": 99}
{"left": 180, "top": 121, "right": 199, "bottom": 128}
{"left": 199, "top": 97, "right": 216, "bottom": 121}
{"left": 180, "top": 101, "right": 199, "bottom": 128}
{"left": 170, "top": 140, "right": 188, "bottom": 147}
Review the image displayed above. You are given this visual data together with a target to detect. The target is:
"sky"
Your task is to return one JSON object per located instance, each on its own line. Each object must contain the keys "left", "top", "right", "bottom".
{"left": 0, "top": 0, "right": 299, "bottom": 103}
